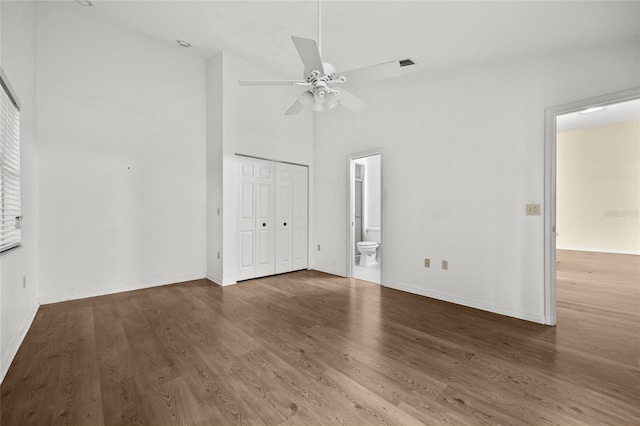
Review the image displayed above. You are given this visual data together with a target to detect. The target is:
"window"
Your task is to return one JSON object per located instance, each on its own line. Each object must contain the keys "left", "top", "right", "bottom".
{"left": 0, "top": 67, "right": 21, "bottom": 253}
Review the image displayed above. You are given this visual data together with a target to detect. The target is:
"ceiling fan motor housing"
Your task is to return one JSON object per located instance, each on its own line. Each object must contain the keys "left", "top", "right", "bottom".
{"left": 304, "top": 62, "right": 336, "bottom": 82}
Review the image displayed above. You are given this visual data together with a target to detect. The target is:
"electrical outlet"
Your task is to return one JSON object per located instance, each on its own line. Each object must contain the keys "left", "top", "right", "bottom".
{"left": 442, "top": 260, "right": 448, "bottom": 270}
{"left": 526, "top": 204, "right": 541, "bottom": 216}
{"left": 317, "top": 244, "right": 321, "bottom": 251}
{"left": 424, "top": 258, "right": 430, "bottom": 268}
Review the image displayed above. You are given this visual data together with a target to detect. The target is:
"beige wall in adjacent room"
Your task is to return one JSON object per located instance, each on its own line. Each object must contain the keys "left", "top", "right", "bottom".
{"left": 557, "top": 119, "right": 640, "bottom": 254}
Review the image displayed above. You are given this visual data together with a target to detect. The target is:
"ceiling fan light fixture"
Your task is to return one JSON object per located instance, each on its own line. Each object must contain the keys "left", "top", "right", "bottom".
{"left": 299, "top": 91, "right": 315, "bottom": 108}
{"left": 327, "top": 95, "right": 340, "bottom": 109}
{"left": 314, "top": 90, "right": 328, "bottom": 104}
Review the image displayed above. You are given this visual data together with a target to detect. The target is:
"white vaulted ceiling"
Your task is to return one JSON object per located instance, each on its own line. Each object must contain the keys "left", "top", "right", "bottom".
{"left": 72, "top": 1, "right": 639, "bottom": 78}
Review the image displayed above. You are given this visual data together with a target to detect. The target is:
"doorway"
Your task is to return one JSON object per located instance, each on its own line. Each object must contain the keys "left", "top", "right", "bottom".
{"left": 544, "top": 87, "right": 640, "bottom": 325}
{"left": 348, "top": 150, "right": 382, "bottom": 284}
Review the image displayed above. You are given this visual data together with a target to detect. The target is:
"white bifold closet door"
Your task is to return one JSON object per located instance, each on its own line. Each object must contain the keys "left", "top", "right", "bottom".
{"left": 275, "top": 163, "right": 309, "bottom": 273}
{"left": 237, "top": 158, "right": 276, "bottom": 281}
{"left": 275, "top": 163, "right": 293, "bottom": 274}
{"left": 237, "top": 157, "right": 308, "bottom": 281}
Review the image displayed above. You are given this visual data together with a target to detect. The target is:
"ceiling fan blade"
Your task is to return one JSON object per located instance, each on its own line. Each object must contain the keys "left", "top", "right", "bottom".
{"left": 285, "top": 100, "right": 305, "bottom": 116}
{"left": 337, "top": 88, "right": 367, "bottom": 113}
{"left": 336, "top": 60, "right": 401, "bottom": 84}
{"left": 285, "top": 91, "right": 314, "bottom": 115}
{"left": 291, "top": 36, "right": 324, "bottom": 74}
{"left": 239, "top": 80, "right": 306, "bottom": 86}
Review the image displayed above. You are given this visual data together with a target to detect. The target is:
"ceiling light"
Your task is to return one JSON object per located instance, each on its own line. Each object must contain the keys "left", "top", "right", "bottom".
{"left": 578, "top": 106, "right": 606, "bottom": 115}
{"left": 176, "top": 40, "right": 191, "bottom": 48}
{"left": 75, "top": 0, "right": 94, "bottom": 6}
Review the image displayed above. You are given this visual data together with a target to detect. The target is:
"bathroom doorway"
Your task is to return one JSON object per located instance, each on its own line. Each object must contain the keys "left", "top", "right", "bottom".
{"left": 348, "top": 150, "right": 382, "bottom": 284}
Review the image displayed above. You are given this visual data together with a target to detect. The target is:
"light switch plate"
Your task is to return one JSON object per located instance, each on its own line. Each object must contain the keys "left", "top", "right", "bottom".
{"left": 424, "top": 258, "right": 430, "bottom": 268}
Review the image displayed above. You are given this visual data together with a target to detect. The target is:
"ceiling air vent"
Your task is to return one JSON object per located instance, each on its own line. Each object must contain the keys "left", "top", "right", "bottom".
{"left": 399, "top": 58, "right": 415, "bottom": 67}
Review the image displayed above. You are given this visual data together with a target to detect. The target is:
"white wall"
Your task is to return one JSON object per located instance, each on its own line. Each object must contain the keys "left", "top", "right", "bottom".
{"left": 205, "top": 51, "right": 314, "bottom": 285}
{"left": 0, "top": 0, "right": 39, "bottom": 381}
{"left": 313, "top": 40, "right": 640, "bottom": 323}
{"left": 36, "top": 2, "right": 207, "bottom": 303}
{"left": 557, "top": 120, "right": 639, "bottom": 254}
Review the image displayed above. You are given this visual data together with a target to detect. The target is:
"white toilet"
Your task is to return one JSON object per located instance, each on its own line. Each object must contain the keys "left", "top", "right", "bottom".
{"left": 357, "top": 227, "right": 381, "bottom": 267}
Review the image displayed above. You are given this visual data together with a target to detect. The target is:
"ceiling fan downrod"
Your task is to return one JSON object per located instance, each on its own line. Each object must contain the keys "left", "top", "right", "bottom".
{"left": 317, "top": 0, "right": 321, "bottom": 56}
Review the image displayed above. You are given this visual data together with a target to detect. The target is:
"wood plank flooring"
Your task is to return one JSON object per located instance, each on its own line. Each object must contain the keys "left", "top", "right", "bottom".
{"left": 1, "top": 250, "right": 639, "bottom": 424}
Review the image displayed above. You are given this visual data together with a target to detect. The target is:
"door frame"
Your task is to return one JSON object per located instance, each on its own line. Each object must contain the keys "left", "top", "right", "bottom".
{"left": 543, "top": 87, "right": 640, "bottom": 325}
{"left": 347, "top": 149, "right": 383, "bottom": 282}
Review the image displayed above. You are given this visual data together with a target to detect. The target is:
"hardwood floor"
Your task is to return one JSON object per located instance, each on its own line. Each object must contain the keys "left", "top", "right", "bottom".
{"left": 1, "top": 250, "right": 638, "bottom": 424}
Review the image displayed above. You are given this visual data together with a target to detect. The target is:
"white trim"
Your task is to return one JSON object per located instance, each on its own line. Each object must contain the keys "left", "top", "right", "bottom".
{"left": 544, "top": 87, "right": 640, "bottom": 326}
{"left": 38, "top": 273, "right": 207, "bottom": 305}
{"left": 384, "top": 280, "right": 546, "bottom": 324}
{"left": 311, "top": 265, "right": 346, "bottom": 277}
{"left": 206, "top": 273, "right": 223, "bottom": 285}
{"left": 1, "top": 303, "right": 38, "bottom": 384}
{"left": 557, "top": 246, "right": 639, "bottom": 256}
{"left": 234, "top": 153, "right": 309, "bottom": 168}
{"left": 207, "top": 274, "right": 237, "bottom": 286}
{"left": 347, "top": 149, "right": 383, "bottom": 282}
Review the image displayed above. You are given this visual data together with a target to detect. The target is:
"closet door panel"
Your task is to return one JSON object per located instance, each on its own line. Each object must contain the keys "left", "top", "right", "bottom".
{"left": 254, "top": 161, "right": 275, "bottom": 278}
{"left": 239, "top": 231, "right": 254, "bottom": 267}
{"left": 237, "top": 160, "right": 256, "bottom": 281}
{"left": 275, "top": 163, "right": 293, "bottom": 274}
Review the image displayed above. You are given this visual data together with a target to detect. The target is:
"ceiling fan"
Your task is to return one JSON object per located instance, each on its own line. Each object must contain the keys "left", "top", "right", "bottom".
{"left": 238, "top": 1, "right": 407, "bottom": 115}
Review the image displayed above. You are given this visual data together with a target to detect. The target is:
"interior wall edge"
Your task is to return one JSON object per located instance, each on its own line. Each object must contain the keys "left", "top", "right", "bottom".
{"left": 0, "top": 0, "right": 39, "bottom": 385}
{"left": 0, "top": 303, "right": 38, "bottom": 385}
{"left": 206, "top": 274, "right": 223, "bottom": 286}
{"left": 205, "top": 274, "right": 236, "bottom": 286}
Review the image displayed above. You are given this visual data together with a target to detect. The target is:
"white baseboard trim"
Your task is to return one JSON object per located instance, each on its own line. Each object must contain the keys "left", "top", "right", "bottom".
{"left": 383, "top": 280, "right": 546, "bottom": 324}
{"left": 206, "top": 274, "right": 222, "bottom": 286}
{"left": 311, "top": 265, "right": 346, "bottom": 277}
{"left": 556, "top": 246, "right": 639, "bottom": 256}
{"left": 206, "top": 274, "right": 237, "bottom": 286}
{"left": 38, "top": 273, "right": 207, "bottom": 305}
{"left": 1, "top": 303, "right": 39, "bottom": 384}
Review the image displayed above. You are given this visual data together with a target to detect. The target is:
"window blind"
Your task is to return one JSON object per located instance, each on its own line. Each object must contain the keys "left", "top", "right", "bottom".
{"left": 0, "top": 67, "right": 21, "bottom": 253}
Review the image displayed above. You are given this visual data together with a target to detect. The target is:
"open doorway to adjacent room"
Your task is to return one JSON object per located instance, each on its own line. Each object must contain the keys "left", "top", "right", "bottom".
{"left": 545, "top": 89, "right": 639, "bottom": 325}
{"left": 348, "top": 151, "right": 382, "bottom": 284}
